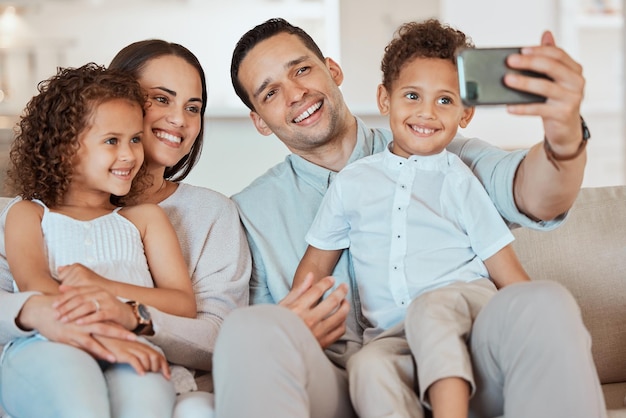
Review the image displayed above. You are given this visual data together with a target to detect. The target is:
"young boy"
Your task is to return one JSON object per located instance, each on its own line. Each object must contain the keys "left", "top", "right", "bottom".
{"left": 293, "top": 19, "right": 532, "bottom": 418}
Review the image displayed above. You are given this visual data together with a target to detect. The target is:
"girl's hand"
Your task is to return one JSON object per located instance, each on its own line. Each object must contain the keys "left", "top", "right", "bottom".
{"left": 54, "top": 285, "right": 137, "bottom": 330}
{"left": 18, "top": 294, "right": 136, "bottom": 363}
{"left": 57, "top": 263, "right": 107, "bottom": 288}
{"left": 94, "top": 335, "right": 171, "bottom": 378}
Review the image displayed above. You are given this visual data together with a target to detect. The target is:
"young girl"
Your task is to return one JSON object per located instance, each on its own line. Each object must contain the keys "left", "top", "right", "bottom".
{"left": 3, "top": 62, "right": 196, "bottom": 417}
{"left": 0, "top": 40, "right": 250, "bottom": 418}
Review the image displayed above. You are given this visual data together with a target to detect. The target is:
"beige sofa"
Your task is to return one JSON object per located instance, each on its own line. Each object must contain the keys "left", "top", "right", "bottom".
{"left": 0, "top": 186, "right": 625, "bottom": 416}
{"left": 512, "top": 185, "right": 626, "bottom": 416}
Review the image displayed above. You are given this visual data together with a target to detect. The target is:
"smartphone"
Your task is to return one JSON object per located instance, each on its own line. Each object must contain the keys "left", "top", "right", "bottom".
{"left": 456, "top": 47, "right": 550, "bottom": 106}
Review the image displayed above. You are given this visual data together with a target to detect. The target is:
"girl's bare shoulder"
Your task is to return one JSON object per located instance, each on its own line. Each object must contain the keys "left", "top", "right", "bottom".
{"left": 118, "top": 203, "right": 168, "bottom": 227}
{"left": 7, "top": 199, "right": 45, "bottom": 219}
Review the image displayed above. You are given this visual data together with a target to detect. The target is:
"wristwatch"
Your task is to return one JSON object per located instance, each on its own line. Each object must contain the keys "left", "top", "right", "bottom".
{"left": 126, "top": 300, "right": 153, "bottom": 335}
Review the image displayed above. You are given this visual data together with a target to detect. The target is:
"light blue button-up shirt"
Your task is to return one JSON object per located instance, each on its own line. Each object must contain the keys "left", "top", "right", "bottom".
{"left": 306, "top": 147, "right": 514, "bottom": 343}
{"left": 232, "top": 117, "right": 563, "bottom": 367}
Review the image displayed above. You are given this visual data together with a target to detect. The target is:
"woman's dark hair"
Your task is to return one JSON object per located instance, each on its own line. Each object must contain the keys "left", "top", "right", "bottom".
{"left": 7, "top": 62, "right": 149, "bottom": 207}
{"left": 231, "top": 18, "right": 325, "bottom": 111}
{"left": 109, "top": 39, "right": 207, "bottom": 182}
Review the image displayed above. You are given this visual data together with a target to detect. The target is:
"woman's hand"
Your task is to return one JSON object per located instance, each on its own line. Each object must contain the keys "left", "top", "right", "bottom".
{"left": 18, "top": 294, "right": 136, "bottom": 363}
{"left": 53, "top": 284, "right": 138, "bottom": 331}
{"left": 94, "top": 335, "right": 171, "bottom": 378}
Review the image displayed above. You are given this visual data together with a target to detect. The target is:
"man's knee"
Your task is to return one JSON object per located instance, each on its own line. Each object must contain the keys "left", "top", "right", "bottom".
{"left": 474, "top": 280, "right": 588, "bottom": 349}
{"left": 215, "top": 304, "right": 305, "bottom": 364}
{"left": 494, "top": 280, "right": 580, "bottom": 320}
{"left": 220, "top": 304, "right": 285, "bottom": 340}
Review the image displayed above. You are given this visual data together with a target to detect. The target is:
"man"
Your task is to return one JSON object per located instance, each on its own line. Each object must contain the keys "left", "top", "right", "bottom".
{"left": 214, "top": 17, "right": 604, "bottom": 418}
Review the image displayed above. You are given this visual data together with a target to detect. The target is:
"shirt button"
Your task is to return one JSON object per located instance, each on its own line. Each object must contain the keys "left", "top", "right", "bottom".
{"left": 401, "top": 185, "right": 406, "bottom": 189}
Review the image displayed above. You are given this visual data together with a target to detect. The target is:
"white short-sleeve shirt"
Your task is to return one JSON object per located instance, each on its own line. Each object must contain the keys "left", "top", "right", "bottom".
{"left": 306, "top": 145, "right": 514, "bottom": 342}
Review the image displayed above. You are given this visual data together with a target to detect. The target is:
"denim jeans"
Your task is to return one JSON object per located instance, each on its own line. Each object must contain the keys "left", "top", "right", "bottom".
{"left": 0, "top": 335, "right": 176, "bottom": 418}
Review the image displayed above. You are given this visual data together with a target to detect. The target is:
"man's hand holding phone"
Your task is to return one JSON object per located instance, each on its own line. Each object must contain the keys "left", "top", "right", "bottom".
{"left": 458, "top": 31, "right": 587, "bottom": 222}
{"left": 456, "top": 31, "right": 586, "bottom": 158}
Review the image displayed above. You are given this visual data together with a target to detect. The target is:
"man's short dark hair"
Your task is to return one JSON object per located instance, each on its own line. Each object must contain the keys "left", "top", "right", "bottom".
{"left": 230, "top": 18, "right": 325, "bottom": 111}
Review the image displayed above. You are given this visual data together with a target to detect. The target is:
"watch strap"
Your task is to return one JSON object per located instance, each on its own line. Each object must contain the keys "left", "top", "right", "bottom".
{"left": 544, "top": 115, "right": 590, "bottom": 170}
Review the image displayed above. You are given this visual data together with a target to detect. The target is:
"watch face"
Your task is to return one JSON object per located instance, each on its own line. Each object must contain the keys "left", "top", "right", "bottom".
{"left": 138, "top": 304, "right": 151, "bottom": 322}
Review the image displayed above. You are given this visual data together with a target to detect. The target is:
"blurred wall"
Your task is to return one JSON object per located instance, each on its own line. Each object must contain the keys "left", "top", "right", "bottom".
{"left": 0, "top": 0, "right": 622, "bottom": 196}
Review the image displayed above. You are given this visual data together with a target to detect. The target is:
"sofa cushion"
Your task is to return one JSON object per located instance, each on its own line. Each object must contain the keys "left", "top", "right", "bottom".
{"left": 513, "top": 186, "right": 626, "bottom": 385}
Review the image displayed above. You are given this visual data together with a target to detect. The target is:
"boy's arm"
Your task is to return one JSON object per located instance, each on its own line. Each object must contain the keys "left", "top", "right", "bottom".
{"left": 5, "top": 201, "right": 59, "bottom": 294}
{"left": 292, "top": 245, "right": 342, "bottom": 289}
{"left": 483, "top": 244, "right": 531, "bottom": 289}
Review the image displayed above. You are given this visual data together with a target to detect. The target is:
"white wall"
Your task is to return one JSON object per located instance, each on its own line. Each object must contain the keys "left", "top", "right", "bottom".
{"left": 441, "top": 0, "right": 625, "bottom": 187}
{"left": 0, "top": 0, "right": 337, "bottom": 196}
{"left": 0, "top": 0, "right": 623, "bottom": 196}
{"left": 440, "top": 0, "right": 555, "bottom": 150}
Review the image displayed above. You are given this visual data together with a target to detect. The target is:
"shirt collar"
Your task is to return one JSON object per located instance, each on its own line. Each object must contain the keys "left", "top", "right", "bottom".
{"left": 383, "top": 143, "right": 451, "bottom": 171}
{"left": 287, "top": 117, "right": 388, "bottom": 194}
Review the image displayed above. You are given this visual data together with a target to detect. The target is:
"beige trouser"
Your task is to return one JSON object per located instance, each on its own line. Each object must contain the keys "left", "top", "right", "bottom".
{"left": 348, "top": 278, "right": 497, "bottom": 415}
{"left": 347, "top": 281, "right": 607, "bottom": 418}
{"left": 213, "top": 303, "right": 356, "bottom": 418}
{"left": 213, "top": 281, "right": 607, "bottom": 418}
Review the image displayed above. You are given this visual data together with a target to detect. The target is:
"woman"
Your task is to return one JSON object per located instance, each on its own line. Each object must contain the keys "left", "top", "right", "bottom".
{"left": 0, "top": 41, "right": 251, "bottom": 417}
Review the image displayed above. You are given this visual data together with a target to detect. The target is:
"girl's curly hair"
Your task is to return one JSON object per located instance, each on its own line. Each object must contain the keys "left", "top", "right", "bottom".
{"left": 381, "top": 19, "right": 474, "bottom": 91}
{"left": 7, "top": 62, "right": 149, "bottom": 207}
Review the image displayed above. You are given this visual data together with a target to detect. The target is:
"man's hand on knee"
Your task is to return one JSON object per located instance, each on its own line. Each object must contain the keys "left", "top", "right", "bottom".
{"left": 280, "top": 275, "right": 349, "bottom": 348}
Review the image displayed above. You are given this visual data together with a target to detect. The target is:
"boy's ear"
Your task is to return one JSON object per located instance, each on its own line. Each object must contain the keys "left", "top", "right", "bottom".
{"left": 325, "top": 57, "right": 344, "bottom": 87}
{"left": 459, "top": 106, "right": 475, "bottom": 128}
{"left": 377, "top": 84, "right": 390, "bottom": 115}
{"left": 250, "top": 111, "right": 273, "bottom": 136}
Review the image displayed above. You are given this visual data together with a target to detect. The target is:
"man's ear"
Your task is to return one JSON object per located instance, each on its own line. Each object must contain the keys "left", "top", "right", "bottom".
{"left": 376, "top": 84, "right": 390, "bottom": 116}
{"left": 325, "top": 57, "right": 344, "bottom": 87}
{"left": 250, "top": 111, "right": 273, "bottom": 136}
{"left": 459, "top": 106, "right": 475, "bottom": 129}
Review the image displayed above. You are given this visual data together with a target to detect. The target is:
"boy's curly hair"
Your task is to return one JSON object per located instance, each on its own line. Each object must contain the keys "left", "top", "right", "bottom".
{"left": 381, "top": 19, "right": 474, "bottom": 91}
{"left": 7, "top": 62, "right": 149, "bottom": 207}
